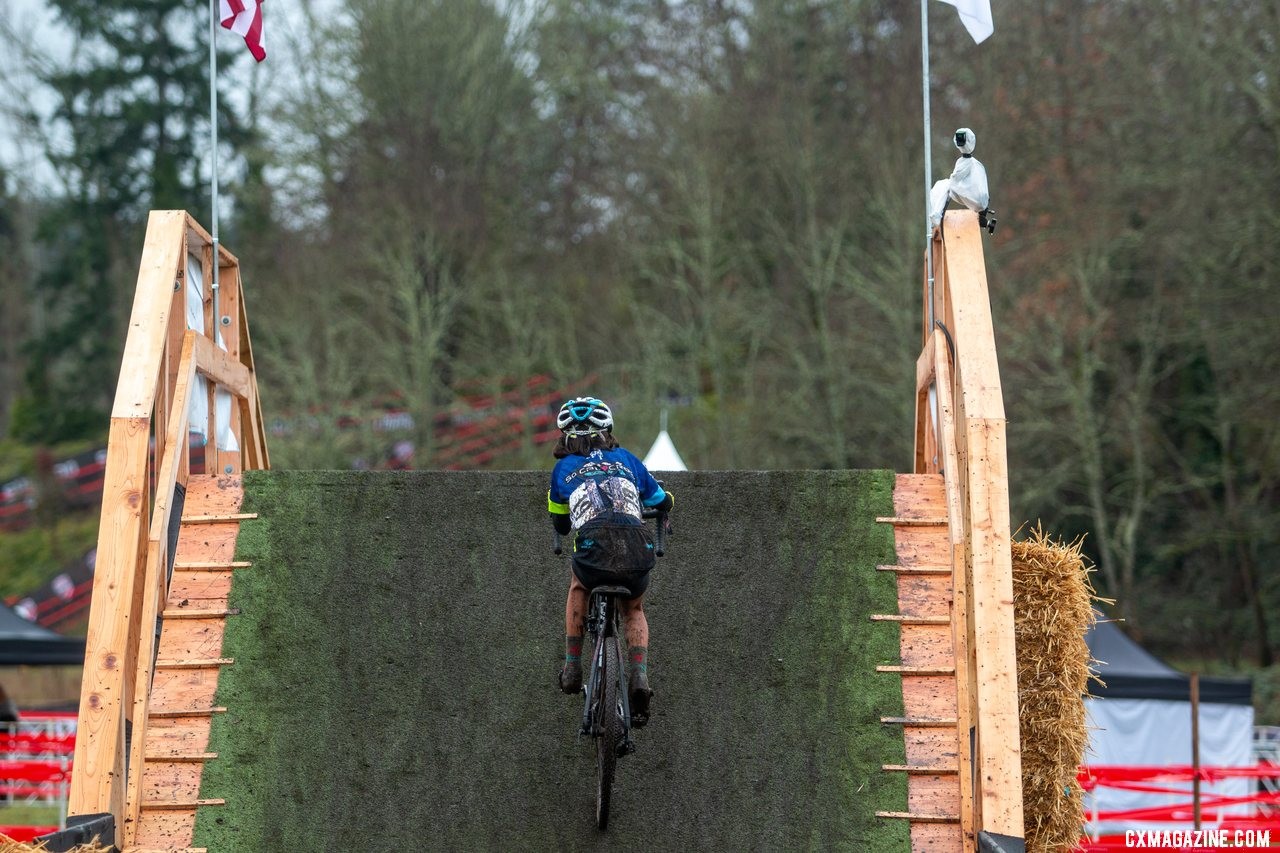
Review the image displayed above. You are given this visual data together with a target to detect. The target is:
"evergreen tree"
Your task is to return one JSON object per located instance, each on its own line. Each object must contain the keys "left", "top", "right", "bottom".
{"left": 12, "top": 0, "right": 248, "bottom": 442}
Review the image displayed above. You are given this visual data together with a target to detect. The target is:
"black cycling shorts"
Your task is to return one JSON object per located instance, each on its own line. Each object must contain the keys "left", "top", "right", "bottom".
{"left": 571, "top": 561, "right": 651, "bottom": 600}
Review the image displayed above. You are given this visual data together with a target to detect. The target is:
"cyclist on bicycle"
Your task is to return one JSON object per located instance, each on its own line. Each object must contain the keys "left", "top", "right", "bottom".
{"left": 548, "top": 396, "right": 673, "bottom": 725}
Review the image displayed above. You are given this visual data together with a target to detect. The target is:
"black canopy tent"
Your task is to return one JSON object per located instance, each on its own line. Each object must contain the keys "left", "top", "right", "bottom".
{"left": 1086, "top": 618, "right": 1251, "bottom": 705}
{"left": 0, "top": 602, "right": 85, "bottom": 666}
{"left": 1084, "top": 617, "right": 1254, "bottom": 832}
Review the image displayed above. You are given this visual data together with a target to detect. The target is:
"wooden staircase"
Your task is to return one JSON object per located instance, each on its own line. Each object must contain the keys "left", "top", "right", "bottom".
{"left": 874, "top": 473, "right": 968, "bottom": 852}
{"left": 125, "top": 474, "right": 250, "bottom": 853}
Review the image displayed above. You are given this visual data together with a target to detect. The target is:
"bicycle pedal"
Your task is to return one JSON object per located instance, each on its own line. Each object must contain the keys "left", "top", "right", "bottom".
{"left": 617, "top": 738, "right": 636, "bottom": 758}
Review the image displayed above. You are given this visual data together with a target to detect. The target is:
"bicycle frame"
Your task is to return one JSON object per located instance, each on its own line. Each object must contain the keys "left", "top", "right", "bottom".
{"left": 581, "top": 590, "right": 633, "bottom": 743}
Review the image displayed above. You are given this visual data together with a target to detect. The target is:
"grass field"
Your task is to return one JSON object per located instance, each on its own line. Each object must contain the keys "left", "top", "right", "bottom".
{"left": 195, "top": 469, "right": 910, "bottom": 851}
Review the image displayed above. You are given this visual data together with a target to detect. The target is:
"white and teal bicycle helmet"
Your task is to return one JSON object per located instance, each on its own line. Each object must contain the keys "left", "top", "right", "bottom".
{"left": 557, "top": 397, "right": 613, "bottom": 435}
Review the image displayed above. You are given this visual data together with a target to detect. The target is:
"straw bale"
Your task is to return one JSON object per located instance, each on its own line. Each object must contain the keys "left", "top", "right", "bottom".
{"left": 0, "top": 842, "right": 111, "bottom": 853}
{"left": 1012, "top": 524, "right": 1103, "bottom": 853}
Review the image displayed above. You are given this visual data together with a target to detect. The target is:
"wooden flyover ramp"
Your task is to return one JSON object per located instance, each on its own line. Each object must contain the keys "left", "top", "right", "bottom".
{"left": 62, "top": 210, "right": 1022, "bottom": 852}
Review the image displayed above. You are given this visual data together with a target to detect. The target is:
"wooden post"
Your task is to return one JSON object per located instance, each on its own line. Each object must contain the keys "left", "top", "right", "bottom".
{"left": 70, "top": 212, "right": 186, "bottom": 836}
{"left": 68, "top": 209, "right": 266, "bottom": 844}
{"left": 939, "top": 210, "right": 1024, "bottom": 839}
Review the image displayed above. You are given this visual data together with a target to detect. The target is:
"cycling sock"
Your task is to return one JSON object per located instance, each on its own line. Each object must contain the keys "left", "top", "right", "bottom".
{"left": 630, "top": 646, "right": 648, "bottom": 678}
{"left": 565, "top": 635, "right": 582, "bottom": 666}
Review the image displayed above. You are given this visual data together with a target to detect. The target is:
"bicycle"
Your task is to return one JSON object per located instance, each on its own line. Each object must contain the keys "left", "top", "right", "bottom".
{"left": 553, "top": 507, "right": 668, "bottom": 830}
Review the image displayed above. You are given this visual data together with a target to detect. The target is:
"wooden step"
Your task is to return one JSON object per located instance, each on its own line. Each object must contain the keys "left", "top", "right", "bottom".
{"left": 876, "top": 811, "right": 960, "bottom": 823}
{"left": 154, "top": 658, "right": 233, "bottom": 669}
{"left": 140, "top": 799, "right": 226, "bottom": 810}
{"left": 877, "top": 564, "right": 952, "bottom": 575}
{"left": 162, "top": 608, "right": 239, "bottom": 619}
{"left": 181, "top": 513, "right": 257, "bottom": 524}
{"left": 881, "top": 717, "right": 958, "bottom": 727}
{"left": 877, "top": 665, "right": 955, "bottom": 675}
{"left": 149, "top": 707, "right": 227, "bottom": 719}
{"left": 883, "top": 764, "right": 959, "bottom": 775}
{"left": 172, "top": 561, "right": 252, "bottom": 571}
{"left": 144, "top": 752, "right": 217, "bottom": 763}
{"left": 877, "top": 516, "right": 948, "bottom": 526}
{"left": 870, "top": 614, "right": 950, "bottom": 625}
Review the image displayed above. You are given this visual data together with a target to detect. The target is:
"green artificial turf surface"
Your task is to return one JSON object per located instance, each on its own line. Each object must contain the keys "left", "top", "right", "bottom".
{"left": 194, "top": 469, "right": 909, "bottom": 851}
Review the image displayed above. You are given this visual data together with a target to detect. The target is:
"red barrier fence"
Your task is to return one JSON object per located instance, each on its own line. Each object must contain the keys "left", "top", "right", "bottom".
{"left": 0, "top": 718, "right": 75, "bottom": 838}
{"left": 1080, "top": 764, "right": 1280, "bottom": 850}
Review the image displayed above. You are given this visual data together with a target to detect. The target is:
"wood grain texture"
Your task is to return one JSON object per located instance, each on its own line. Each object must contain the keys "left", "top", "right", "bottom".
{"left": 129, "top": 475, "right": 244, "bottom": 851}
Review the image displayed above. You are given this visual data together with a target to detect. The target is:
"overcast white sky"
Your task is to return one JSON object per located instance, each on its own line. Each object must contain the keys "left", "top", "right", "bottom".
{"left": 0, "top": 0, "right": 340, "bottom": 199}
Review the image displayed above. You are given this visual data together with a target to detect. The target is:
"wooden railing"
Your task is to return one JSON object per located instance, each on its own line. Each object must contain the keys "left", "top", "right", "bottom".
{"left": 67, "top": 211, "right": 268, "bottom": 845}
{"left": 914, "top": 209, "right": 1024, "bottom": 848}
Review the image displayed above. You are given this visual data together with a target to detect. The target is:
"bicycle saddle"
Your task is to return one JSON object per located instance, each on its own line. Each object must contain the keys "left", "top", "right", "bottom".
{"left": 590, "top": 585, "right": 633, "bottom": 598}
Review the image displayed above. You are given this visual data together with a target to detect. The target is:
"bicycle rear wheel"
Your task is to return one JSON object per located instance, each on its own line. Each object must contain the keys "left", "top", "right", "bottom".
{"left": 595, "top": 635, "right": 622, "bottom": 829}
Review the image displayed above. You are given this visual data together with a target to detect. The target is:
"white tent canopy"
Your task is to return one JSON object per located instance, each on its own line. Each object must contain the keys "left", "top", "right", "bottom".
{"left": 643, "top": 429, "right": 687, "bottom": 471}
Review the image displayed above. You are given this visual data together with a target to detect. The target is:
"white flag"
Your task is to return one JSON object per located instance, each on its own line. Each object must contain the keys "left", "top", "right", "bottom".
{"left": 938, "top": 0, "right": 993, "bottom": 44}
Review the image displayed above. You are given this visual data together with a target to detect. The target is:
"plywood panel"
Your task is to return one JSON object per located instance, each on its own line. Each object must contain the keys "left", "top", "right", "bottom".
{"left": 132, "top": 808, "right": 196, "bottom": 849}
{"left": 167, "top": 571, "right": 232, "bottom": 606}
{"left": 173, "top": 526, "right": 239, "bottom": 564}
{"left": 183, "top": 476, "right": 243, "bottom": 513}
{"left": 143, "top": 717, "right": 212, "bottom": 755}
{"left": 898, "top": 624, "right": 955, "bottom": 669}
{"left": 157, "top": 619, "right": 227, "bottom": 660}
{"left": 901, "top": 675, "right": 958, "bottom": 720}
{"left": 911, "top": 822, "right": 964, "bottom": 853}
{"left": 896, "top": 574, "right": 953, "bottom": 618}
{"left": 140, "top": 762, "right": 202, "bottom": 802}
{"left": 894, "top": 474, "right": 946, "bottom": 517}
{"left": 893, "top": 527, "right": 951, "bottom": 567}
{"left": 905, "top": 727, "right": 960, "bottom": 768}
{"left": 908, "top": 771, "right": 961, "bottom": 815}
{"left": 149, "top": 667, "right": 220, "bottom": 713}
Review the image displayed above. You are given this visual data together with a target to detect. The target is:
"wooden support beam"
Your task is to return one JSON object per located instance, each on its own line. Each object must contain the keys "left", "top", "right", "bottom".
{"left": 881, "top": 717, "right": 959, "bottom": 727}
{"left": 191, "top": 332, "right": 252, "bottom": 401}
{"left": 883, "top": 765, "right": 959, "bottom": 775}
{"left": 877, "top": 666, "right": 956, "bottom": 675}
{"left": 939, "top": 210, "right": 1023, "bottom": 840}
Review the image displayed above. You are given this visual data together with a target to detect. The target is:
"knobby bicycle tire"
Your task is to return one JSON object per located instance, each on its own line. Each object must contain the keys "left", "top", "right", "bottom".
{"left": 596, "top": 635, "right": 622, "bottom": 829}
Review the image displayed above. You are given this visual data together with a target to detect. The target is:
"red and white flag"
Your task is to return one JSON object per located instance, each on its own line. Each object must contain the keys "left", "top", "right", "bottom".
{"left": 937, "top": 0, "right": 993, "bottom": 44}
{"left": 220, "top": 0, "right": 266, "bottom": 62}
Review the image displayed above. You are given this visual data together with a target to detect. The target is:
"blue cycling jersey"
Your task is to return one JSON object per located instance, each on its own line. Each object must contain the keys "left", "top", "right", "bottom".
{"left": 548, "top": 448, "right": 667, "bottom": 530}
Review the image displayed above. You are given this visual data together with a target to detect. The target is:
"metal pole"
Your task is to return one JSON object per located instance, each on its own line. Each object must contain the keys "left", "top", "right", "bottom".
{"left": 1191, "top": 672, "right": 1202, "bottom": 831}
{"left": 209, "top": 0, "right": 221, "bottom": 333}
{"left": 921, "top": 0, "right": 935, "bottom": 334}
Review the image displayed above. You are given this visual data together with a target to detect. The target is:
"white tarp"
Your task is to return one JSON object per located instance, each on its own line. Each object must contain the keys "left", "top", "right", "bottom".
{"left": 643, "top": 430, "right": 687, "bottom": 471}
{"left": 1084, "top": 697, "right": 1254, "bottom": 832}
{"left": 186, "top": 253, "right": 239, "bottom": 455}
{"left": 186, "top": 252, "right": 209, "bottom": 445}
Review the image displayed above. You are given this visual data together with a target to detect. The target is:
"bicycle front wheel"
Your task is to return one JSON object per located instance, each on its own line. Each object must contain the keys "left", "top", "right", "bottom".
{"left": 595, "top": 635, "right": 622, "bottom": 829}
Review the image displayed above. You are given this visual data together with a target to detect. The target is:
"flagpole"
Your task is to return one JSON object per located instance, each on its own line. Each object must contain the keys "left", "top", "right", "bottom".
{"left": 209, "top": 0, "right": 221, "bottom": 336}
{"left": 921, "top": 0, "right": 935, "bottom": 333}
